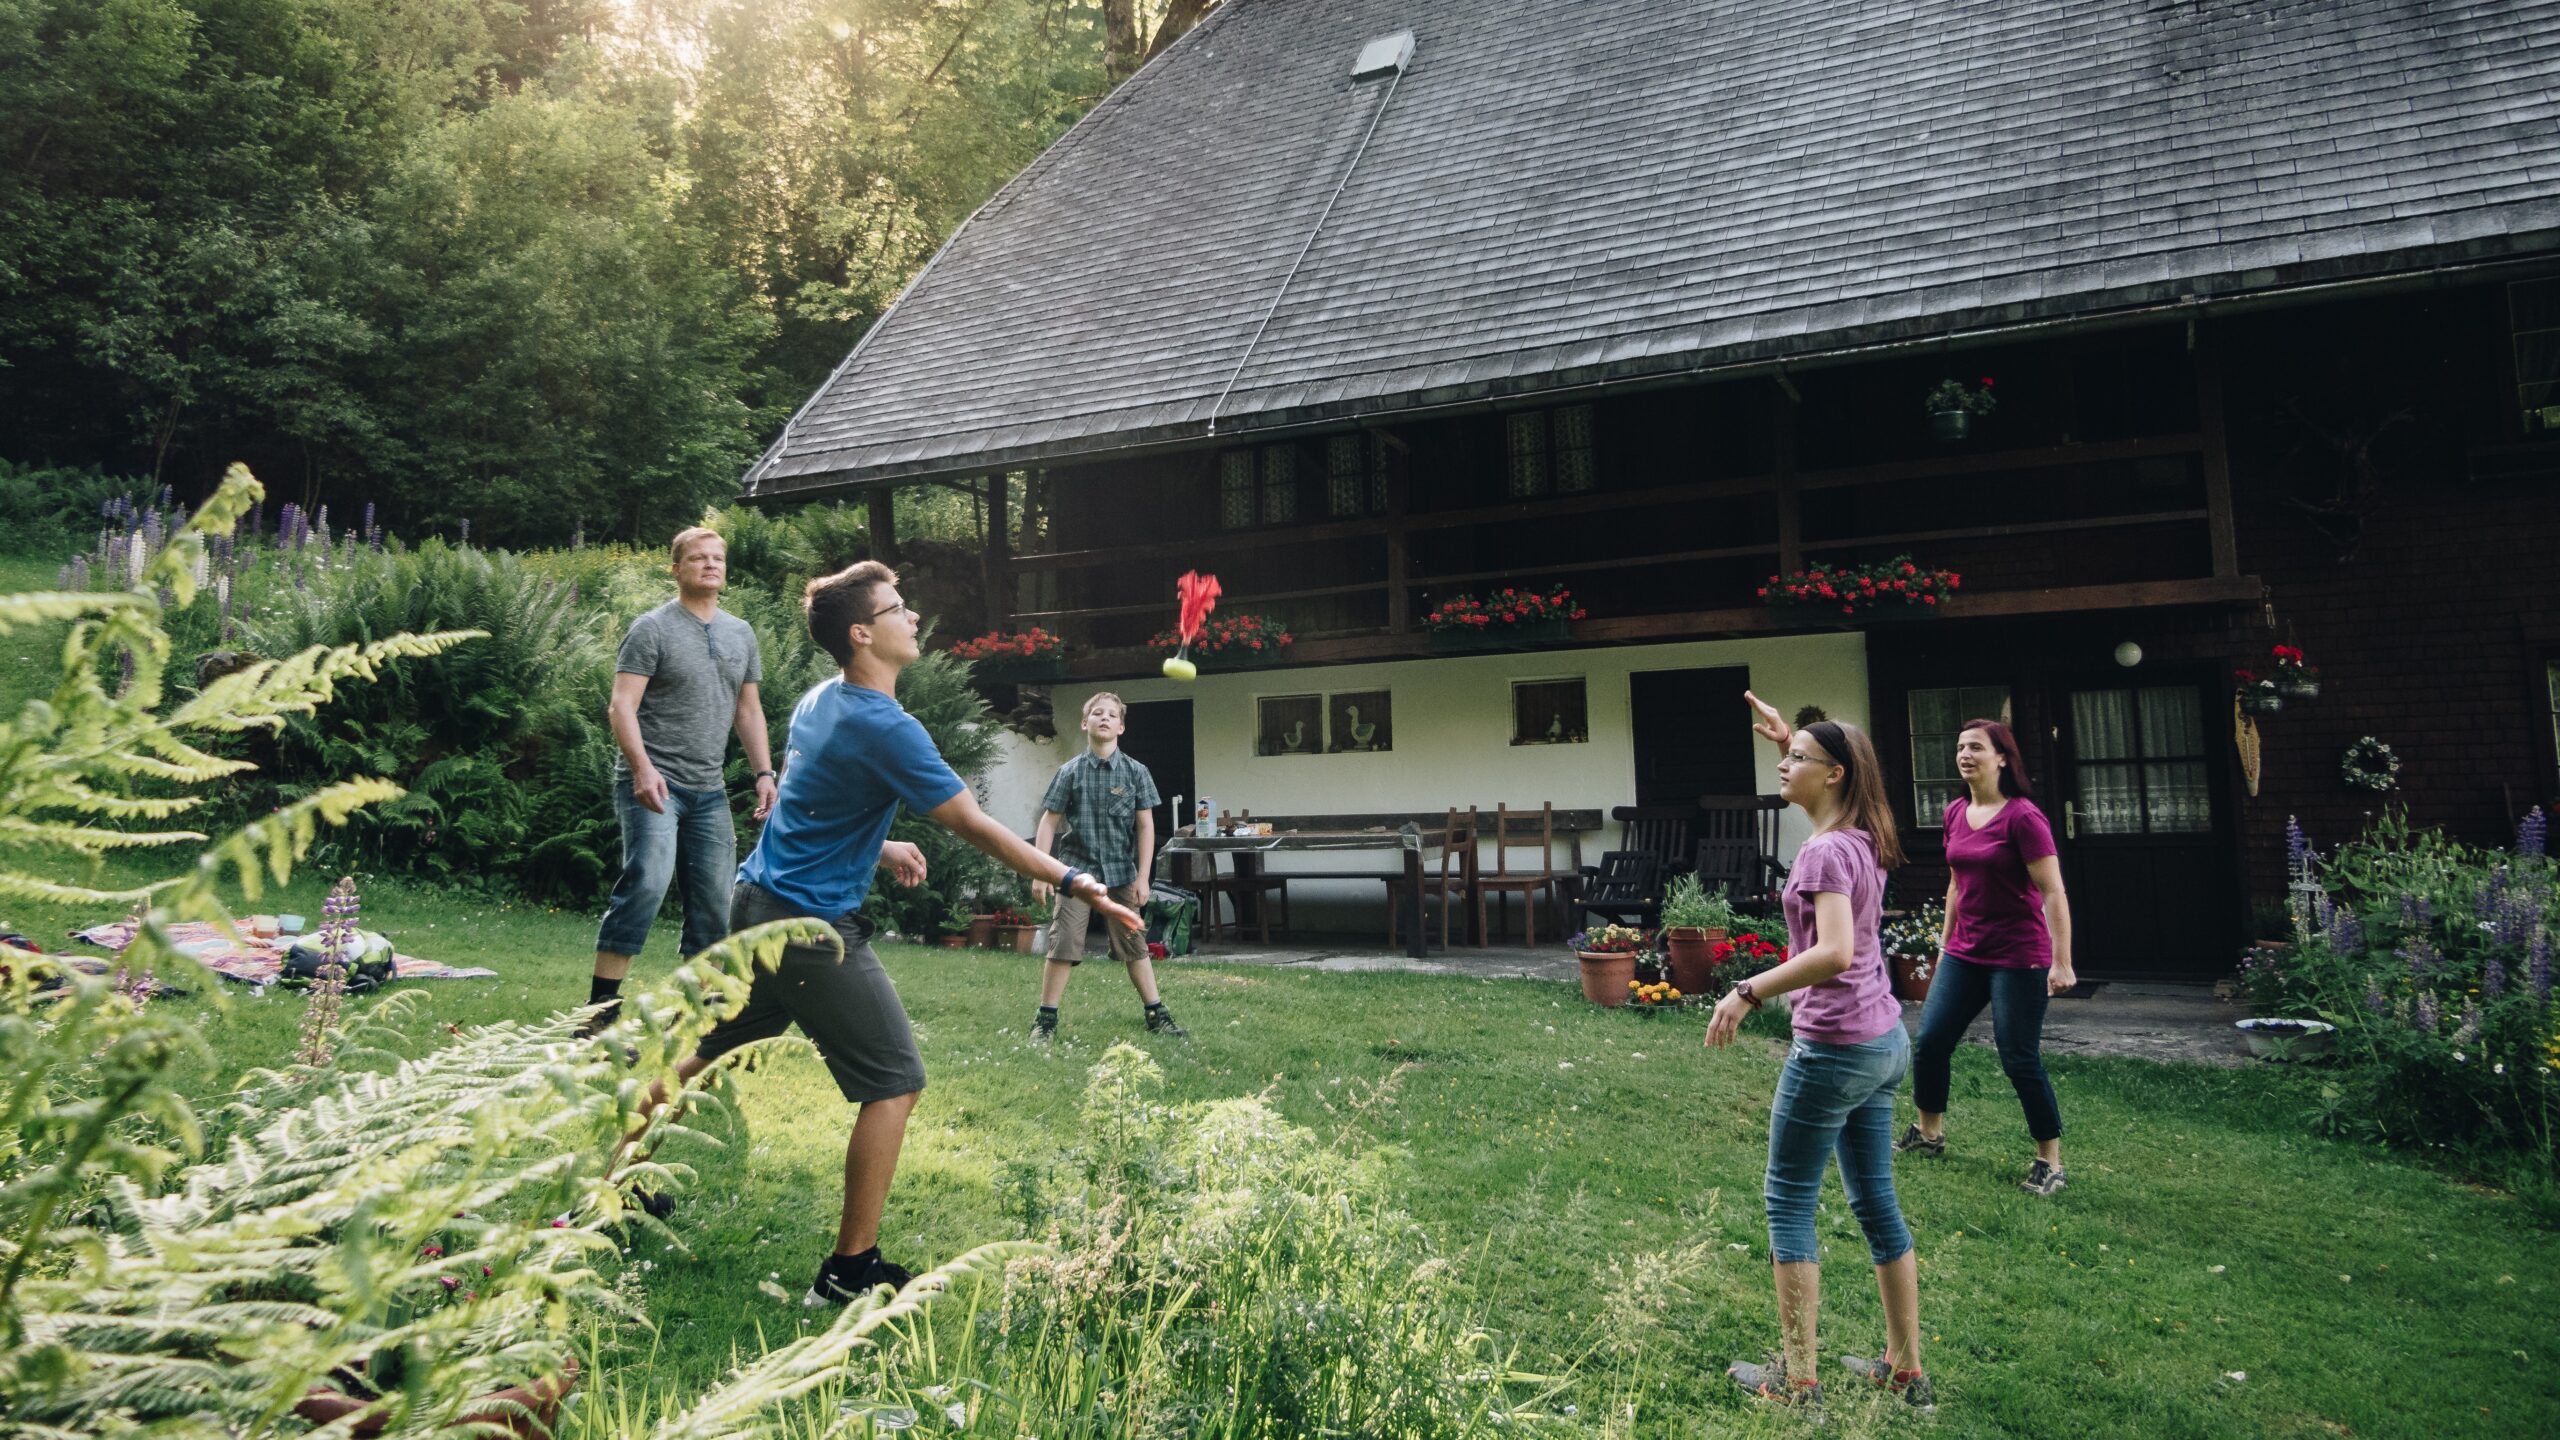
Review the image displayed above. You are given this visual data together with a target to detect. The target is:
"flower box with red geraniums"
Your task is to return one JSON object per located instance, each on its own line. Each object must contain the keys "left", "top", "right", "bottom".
{"left": 1425, "top": 586, "right": 1587, "bottom": 651}
{"left": 1759, "top": 555, "right": 1960, "bottom": 619}
{"left": 952, "top": 627, "right": 1067, "bottom": 681}
{"left": 1145, "top": 613, "right": 1294, "bottom": 666}
{"left": 2269, "top": 644, "right": 2320, "bottom": 700}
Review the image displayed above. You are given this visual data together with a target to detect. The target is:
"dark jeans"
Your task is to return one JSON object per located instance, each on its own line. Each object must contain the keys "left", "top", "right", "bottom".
{"left": 1911, "top": 954, "right": 2063, "bottom": 1143}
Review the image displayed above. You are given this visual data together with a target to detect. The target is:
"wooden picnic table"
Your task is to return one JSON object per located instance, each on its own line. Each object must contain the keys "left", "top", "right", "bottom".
{"left": 1158, "top": 826, "right": 1450, "bottom": 959}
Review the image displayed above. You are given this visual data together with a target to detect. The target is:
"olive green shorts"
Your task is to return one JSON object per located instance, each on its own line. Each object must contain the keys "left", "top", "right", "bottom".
{"left": 1046, "top": 884, "right": 1146, "bottom": 966}
{"left": 695, "top": 882, "right": 926, "bottom": 1103}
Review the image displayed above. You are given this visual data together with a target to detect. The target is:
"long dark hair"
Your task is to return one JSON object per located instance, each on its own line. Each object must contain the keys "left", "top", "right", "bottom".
{"left": 1962, "top": 718, "right": 2034, "bottom": 800}
{"left": 1803, "top": 719, "right": 1905, "bottom": 871}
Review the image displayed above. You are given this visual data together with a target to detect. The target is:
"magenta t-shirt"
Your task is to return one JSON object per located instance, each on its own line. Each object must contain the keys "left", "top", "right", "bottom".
{"left": 1941, "top": 797, "right": 2058, "bottom": 969}
{"left": 1780, "top": 827, "right": 1902, "bottom": 1045}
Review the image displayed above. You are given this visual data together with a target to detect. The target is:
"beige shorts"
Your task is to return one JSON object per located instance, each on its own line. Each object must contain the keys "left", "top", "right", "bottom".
{"left": 1047, "top": 884, "right": 1146, "bottom": 966}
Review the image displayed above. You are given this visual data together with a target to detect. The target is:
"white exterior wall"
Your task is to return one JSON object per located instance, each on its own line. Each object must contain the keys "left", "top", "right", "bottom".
{"left": 984, "top": 633, "right": 1872, "bottom": 931}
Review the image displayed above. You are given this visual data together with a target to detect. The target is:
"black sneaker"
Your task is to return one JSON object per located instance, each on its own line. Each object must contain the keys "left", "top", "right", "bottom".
{"left": 573, "top": 1000, "right": 620, "bottom": 1040}
{"left": 1144, "top": 1004, "right": 1187, "bottom": 1037}
{"left": 1894, "top": 1123, "right": 1946, "bottom": 1157}
{"left": 803, "top": 1249, "right": 913, "bottom": 1307}
{"left": 1840, "top": 1354, "right": 1937, "bottom": 1412}
{"left": 1030, "top": 1010, "right": 1057, "bottom": 1044}
{"left": 631, "top": 1188, "right": 675, "bottom": 1221}
{"left": 1727, "top": 1354, "right": 1821, "bottom": 1412}
{"left": 2020, "top": 1159, "right": 2068, "bottom": 1197}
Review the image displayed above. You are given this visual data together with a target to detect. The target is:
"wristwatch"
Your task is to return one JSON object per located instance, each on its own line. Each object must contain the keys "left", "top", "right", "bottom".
{"left": 753, "top": 769, "right": 778, "bottom": 779}
{"left": 1734, "top": 978, "right": 1764, "bottom": 1010}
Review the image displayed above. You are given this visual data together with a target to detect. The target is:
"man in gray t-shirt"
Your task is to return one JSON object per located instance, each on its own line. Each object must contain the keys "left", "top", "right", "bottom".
{"left": 583, "top": 527, "right": 777, "bottom": 1034}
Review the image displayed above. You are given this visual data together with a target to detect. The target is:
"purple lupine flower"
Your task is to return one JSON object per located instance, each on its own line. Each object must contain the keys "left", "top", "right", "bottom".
{"left": 2522, "top": 806, "right": 2549, "bottom": 858}
{"left": 2485, "top": 956, "right": 2508, "bottom": 998}
{"left": 2286, "top": 815, "right": 2309, "bottom": 867}
{"left": 158, "top": 484, "right": 173, "bottom": 510}
{"left": 2530, "top": 932, "right": 2552, "bottom": 1000}
{"left": 279, "top": 503, "right": 300, "bottom": 549}
{"left": 2454, "top": 998, "right": 2481, "bottom": 1045}
{"left": 2325, "top": 907, "right": 2363, "bottom": 956}
{"left": 2400, "top": 936, "right": 2440, "bottom": 981}
{"left": 2493, "top": 890, "right": 2539, "bottom": 948}
{"left": 2365, "top": 983, "right": 2389, "bottom": 1014}
{"left": 2412, "top": 990, "right": 2441, "bottom": 1034}
{"left": 362, "top": 501, "right": 375, "bottom": 540}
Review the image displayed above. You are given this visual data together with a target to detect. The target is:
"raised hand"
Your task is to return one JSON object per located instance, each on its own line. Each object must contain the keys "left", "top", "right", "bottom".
{"left": 1744, "top": 690, "right": 1792, "bottom": 749}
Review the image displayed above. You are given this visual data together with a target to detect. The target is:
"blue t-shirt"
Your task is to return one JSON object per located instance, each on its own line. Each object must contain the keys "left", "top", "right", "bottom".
{"left": 738, "top": 681, "right": 966, "bottom": 919}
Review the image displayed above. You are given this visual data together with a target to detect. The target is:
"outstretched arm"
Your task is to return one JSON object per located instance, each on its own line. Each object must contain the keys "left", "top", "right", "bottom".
{"left": 1744, "top": 689, "right": 1793, "bottom": 751}
{"left": 928, "top": 788, "right": 1142, "bottom": 931}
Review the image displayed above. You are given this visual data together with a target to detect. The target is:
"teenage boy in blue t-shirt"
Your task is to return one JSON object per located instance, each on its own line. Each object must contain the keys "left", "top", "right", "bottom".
{"left": 631, "top": 560, "right": 1140, "bottom": 1307}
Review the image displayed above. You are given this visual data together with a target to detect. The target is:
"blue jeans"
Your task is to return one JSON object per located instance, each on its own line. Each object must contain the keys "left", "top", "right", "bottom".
{"left": 1912, "top": 955, "right": 2063, "bottom": 1142}
{"left": 1764, "top": 1027, "right": 1913, "bottom": 1266}
{"left": 595, "top": 783, "right": 737, "bottom": 959}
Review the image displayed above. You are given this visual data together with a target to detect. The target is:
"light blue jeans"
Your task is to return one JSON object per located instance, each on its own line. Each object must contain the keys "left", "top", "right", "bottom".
{"left": 1764, "top": 1026, "right": 1914, "bottom": 1266}
{"left": 595, "top": 782, "right": 736, "bottom": 958}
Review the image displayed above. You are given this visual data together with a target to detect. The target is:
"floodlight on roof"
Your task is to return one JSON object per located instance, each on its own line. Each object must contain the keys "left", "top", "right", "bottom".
{"left": 1352, "top": 30, "right": 1413, "bottom": 80}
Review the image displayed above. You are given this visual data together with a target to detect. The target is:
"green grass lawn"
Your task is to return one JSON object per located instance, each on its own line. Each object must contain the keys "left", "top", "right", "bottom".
{"left": 16, "top": 861, "right": 2553, "bottom": 1440}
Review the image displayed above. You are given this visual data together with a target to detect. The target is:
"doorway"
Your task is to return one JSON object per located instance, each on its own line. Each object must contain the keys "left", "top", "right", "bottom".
{"left": 2054, "top": 678, "right": 2239, "bottom": 976}
{"left": 1120, "top": 698, "right": 1195, "bottom": 839}
{"left": 1629, "top": 666, "right": 1757, "bottom": 806}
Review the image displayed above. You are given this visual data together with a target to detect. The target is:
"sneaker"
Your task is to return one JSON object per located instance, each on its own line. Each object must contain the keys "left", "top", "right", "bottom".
{"left": 1727, "top": 1354, "right": 1822, "bottom": 1411}
{"left": 1030, "top": 1010, "right": 1057, "bottom": 1044}
{"left": 1839, "top": 1354, "right": 1938, "bottom": 1412}
{"left": 2020, "top": 1159, "right": 2068, "bottom": 1197}
{"left": 573, "top": 1000, "right": 620, "bottom": 1041}
{"left": 631, "top": 1188, "right": 676, "bottom": 1221}
{"left": 1144, "top": 1004, "right": 1187, "bottom": 1037}
{"left": 1894, "top": 1124, "right": 1946, "bottom": 1157}
{"left": 803, "top": 1249, "right": 913, "bottom": 1307}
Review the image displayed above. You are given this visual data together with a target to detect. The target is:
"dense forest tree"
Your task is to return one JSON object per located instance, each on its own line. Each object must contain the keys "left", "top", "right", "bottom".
{"left": 0, "top": 0, "right": 1184, "bottom": 546}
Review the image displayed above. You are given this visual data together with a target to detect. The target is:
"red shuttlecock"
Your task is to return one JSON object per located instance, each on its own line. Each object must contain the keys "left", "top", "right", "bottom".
{"left": 1164, "top": 571, "right": 1221, "bottom": 680}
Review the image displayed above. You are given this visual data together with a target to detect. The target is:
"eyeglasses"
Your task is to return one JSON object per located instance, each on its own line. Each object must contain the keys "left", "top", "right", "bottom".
{"left": 864, "top": 602, "right": 918, "bottom": 624}
{"left": 1780, "top": 750, "right": 1838, "bottom": 768}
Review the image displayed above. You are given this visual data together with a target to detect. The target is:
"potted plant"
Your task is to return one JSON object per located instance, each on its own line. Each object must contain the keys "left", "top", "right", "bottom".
{"left": 1659, "top": 873, "right": 1738, "bottom": 993}
{"left": 966, "top": 900, "right": 1002, "bottom": 949}
{"left": 938, "top": 903, "right": 974, "bottom": 949}
{"left": 1146, "top": 612, "right": 1294, "bottom": 667}
{"left": 1881, "top": 900, "right": 1947, "bottom": 1002}
{"left": 1923, "top": 375, "right": 1997, "bottom": 440}
{"left": 952, "top": 626, "right": 1067, "bottom": 682}
{"left": 1423, "top": 586, "right": 1588, "bottom": 651}
{"left": 2234, "top": 669, "right": 2284, "bottom": 716}
{"left": 988, "top": 904, "right": 1041, "bottom": 953}
{"left": 1760, "top": 555, "right": 1962, "bottom": 620}
{"left": 2270, "top": 644, "right": 2320, "bottom": 701}
{"left": 1627, "top": 975, "right": 1685, "bottom": 1013}
{"left": 1569, "top": 923, "right": 1648, "bottom": 1006}
{"left": 2234, "top": 1016, "right": 2338, "bottom": 1061}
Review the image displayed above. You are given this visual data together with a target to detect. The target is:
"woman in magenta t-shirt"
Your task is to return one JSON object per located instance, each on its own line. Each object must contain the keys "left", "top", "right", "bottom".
{"left": 1708, "top": 695, "right": 1931, "bottom": 1413}
{"left": 1899, "top": 718, "right": 2077, "bottom": 1198}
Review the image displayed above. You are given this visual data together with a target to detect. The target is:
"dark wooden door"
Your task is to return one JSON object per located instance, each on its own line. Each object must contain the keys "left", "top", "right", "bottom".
{"left": 1120, "top": 699, "right": 1194, "bottom": 840}
{"left": 1630, "top": 666, "right": 1756, "bottom": 806}
{"left": 2054, "top": 678, "right": 2238, "bottom": 977}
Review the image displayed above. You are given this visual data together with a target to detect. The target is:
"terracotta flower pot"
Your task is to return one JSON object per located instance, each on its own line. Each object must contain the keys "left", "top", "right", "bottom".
{"left": 1578, "top": 950, "right": 1637, "bottom": 1006}
{"left": 1663, "top": 926, "right": 1727, "bottom": 995}
{"left": 1890, "top": 952, "right": 1936, "bottom": 1003}
{"left": 966, "top": 914, "right": 999, "bottom": 949}
{"left": 939, "top": 934, "right": 967, "bottom": 949}
{"left": 296, "top": 1355, "right": 578, "bottom": 1439}
{"left": 997, "top": 924, "right": 1039, "bottom": 954}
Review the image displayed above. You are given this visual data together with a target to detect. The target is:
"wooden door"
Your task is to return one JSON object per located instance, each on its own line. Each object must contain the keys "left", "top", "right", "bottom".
{"left": 1630, "top": 666, "right": 1756, "bottom": 806}
{"left": 2054, "top": 679, "right": 2239, "bottom": 977}
{"left": 1120, "top": 699, "right": 1194, "bottom": 841}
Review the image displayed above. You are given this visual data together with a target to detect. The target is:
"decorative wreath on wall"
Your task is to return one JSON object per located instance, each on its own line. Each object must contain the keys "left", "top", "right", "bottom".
{"left": 2341, "top": 736, "right": 2401, "bottom": 792}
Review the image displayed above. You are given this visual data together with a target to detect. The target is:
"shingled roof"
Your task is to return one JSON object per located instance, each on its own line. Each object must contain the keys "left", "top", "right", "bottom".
{"left": 745, "top": 0, "right": 2560, "bottom": 498}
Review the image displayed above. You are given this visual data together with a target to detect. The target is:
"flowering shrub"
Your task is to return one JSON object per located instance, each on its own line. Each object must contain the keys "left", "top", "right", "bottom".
{"left": 1759, "top": 555, "right": 1960, "bottom": 617}
{"left": 2243, "top": 810, "right": 2555, "bottom": 1178}
{"left": 951, "top": 627, "right": 1063, "bottom": 661}
{"left": 1568, "top": 923, "right": 1649, "bottom": 954}
{"left": 1710, "top": 930, "right": 1789, "bottom": 978}
{"left": 1922, "top": 376, "right": 1998, "bottom": 416}
{"left": 1628, "top": 978, "right": 1685, "bottom": 1007}
{"left": 1145, "top": 612, "right": 1292, "bottom": 656}
{"left": 1423, "top": 586, "right": 1586, "bottom": 631}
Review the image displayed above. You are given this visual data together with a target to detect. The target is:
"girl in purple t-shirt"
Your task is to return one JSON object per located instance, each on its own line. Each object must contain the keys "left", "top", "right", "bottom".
{"left": 1899, "top": 718, "right": 2078, "bottom": 1198}
{"left": 1707, "top": 695, "right": 1931, "bottom": 1413}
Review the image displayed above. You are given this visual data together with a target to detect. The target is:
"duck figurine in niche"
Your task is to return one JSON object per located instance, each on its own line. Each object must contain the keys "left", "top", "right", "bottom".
{"left": 1282, "top": 719, "right": 1307, "bottom": 753}
{"left": 1546, "top": 714, "right": 1564, "bottom": 743}
{"left": 1345, "top": 705, "right": 1378, "bottom": 751}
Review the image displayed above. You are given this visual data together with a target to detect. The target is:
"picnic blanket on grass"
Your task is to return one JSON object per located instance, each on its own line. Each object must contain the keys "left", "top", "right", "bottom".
{"left": 70, "top": 918, "right": 496, "bottom": 986}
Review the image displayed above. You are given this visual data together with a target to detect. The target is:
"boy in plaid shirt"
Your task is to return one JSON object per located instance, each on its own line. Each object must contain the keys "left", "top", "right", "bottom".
{"left": 1029, "top": 692, "right": 1184, "bottom": 1042}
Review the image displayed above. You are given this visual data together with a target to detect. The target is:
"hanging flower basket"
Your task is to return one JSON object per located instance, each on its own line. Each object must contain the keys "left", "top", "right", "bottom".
{"left": 1761, "top": 555, "right": 1961, "bottom": 619}
{"left": 1930, "top": 410, "right": 1971, "bottom": 441}
{"left": 2341, "top": 736, "right": 2400, "bottom": 793}
{"left": 2233, "top": 670, "right": 2284, "bottom": 716}
{"left": 1923, "top": 377, "right": 1996, "bottom": 441}
{"left": 2270, "top": 645, "right": 2321, "bottom": 700}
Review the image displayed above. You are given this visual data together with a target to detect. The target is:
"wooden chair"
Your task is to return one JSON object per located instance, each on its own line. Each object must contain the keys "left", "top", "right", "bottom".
{"left": 1578, "top": 850, "right": 1662, "bottom": 931}
{"left": 1180, "top": 850, "right": 1290, "bottom": 945}
{"left": 1475, "top": 802, "right": 1560, "bottom": 947}
{"left": 1696, "top": 794, "right": 1789, "bottom": 913}
{"left": 1574, "top": 804, "right": 1697, "bottom": 929}
{"left": 1387, "top": 807, "right": 1477, "bottom": 950}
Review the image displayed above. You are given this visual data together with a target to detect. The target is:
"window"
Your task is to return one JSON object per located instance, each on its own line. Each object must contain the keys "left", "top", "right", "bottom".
{"left": 1216, "top": 444, "right": 1303, "bottom": 529}
{"left": 1512, "top": 678, "right": 1588, "bottom": 745}
{"left": 2069, "top": 687, "right": 2211, "bottom": 834}
{"left": 1908, "top": 686, "right": 2013, "bottom": 825}
{"left": 1325, "top": 433, "right": 1390, "bottom": 518}
{"left": 2512, "top": 278, "right": 2560, "bottom": 436}
{"left": 1504, "top": 404, "right": 1598, "bottom": 498}
{"left": 1328, "top": 690, "right": 1392, "bottom": 752}
{"left": 1255, "top": 694, "right": 1324, "bottom": 755}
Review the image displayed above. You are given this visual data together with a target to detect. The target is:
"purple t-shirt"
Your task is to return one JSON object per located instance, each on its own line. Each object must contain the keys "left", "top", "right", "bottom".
{"left": 1941, "top": 797, "right": 2058, "bottom": 969}
{"left": 1780, "top": 827, "right": 1902, "bottom": 1045}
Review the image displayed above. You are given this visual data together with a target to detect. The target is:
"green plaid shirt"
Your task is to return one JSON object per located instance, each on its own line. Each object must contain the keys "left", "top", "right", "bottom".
{"left": 1041, "top": 749, "right": 1160, "bottom": 887}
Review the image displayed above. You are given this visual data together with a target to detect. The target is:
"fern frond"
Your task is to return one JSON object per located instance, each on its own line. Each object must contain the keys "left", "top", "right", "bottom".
{"left": 0, "top": 818, "right": 206, "bottom": 850}
{"left": 0, "top": 868, "right": 164, "bottom": 906}
{"left": 0, "top": 590, "right": 149, "bottom": 633}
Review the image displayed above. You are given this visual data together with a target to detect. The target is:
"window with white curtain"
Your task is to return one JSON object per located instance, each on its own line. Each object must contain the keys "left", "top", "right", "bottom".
{"left": 1908, "top": 686, "right": 2013, "bottom": 826}
{"left": 2070, "top": 687, "right": 2212, "bottom": 834}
